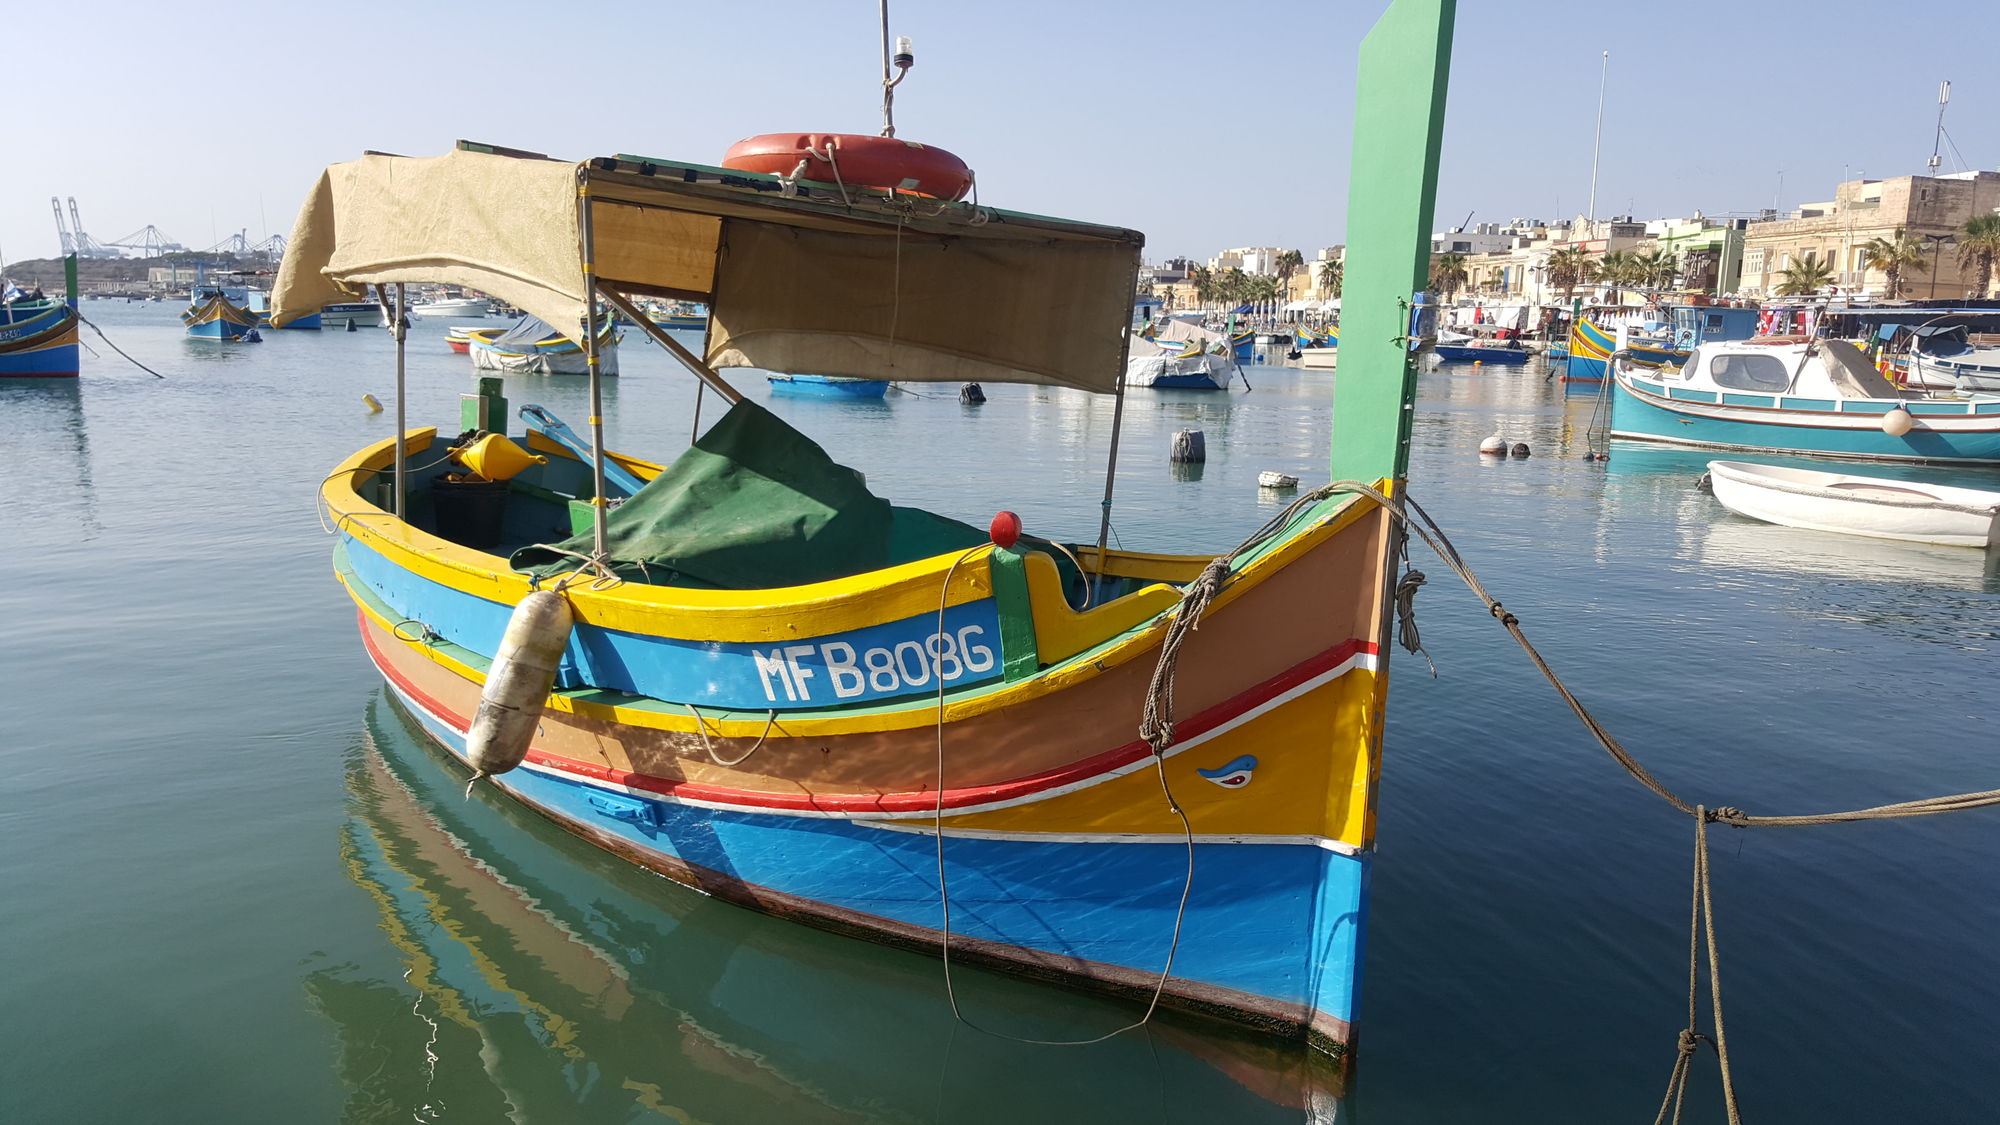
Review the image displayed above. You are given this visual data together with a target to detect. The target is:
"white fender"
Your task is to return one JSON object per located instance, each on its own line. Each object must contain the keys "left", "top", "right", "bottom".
{"left": 465, "top": 590, "right": 573, "bottom": 777}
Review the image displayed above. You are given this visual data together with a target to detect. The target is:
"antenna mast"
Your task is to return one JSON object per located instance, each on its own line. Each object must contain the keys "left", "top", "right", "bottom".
{"left": 878, "top": 0, "right": 913, "bottom": 138}
{"left": 1585, "top": 50, "right": 1608, "bottom": 227}
{"left": 1927, "top": 80, "right": 1950, "bottom": 175}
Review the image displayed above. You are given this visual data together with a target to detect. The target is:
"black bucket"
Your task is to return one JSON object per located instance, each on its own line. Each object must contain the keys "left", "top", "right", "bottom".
{"left": 430, "top": 477, "right": 510, "bottom": 549}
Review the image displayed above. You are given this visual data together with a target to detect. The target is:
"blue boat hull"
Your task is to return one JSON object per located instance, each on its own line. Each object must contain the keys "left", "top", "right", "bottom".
{"left": 185, "top": 318, "right": 257, "bottom": 341}
{"left": 1433, "top": 344, "right": 1527, "bottom": 365}
{"left": 0, "top": 302, "right": 80, "bottom": 377}
{"left": 768, "top": 375, "right": 890, "bottom": 399}
{"left": 382, "top": 672, "right": 1367, "bottom": 1048}
{"left": 0, "top": 342, "right": 78, "bottom": 377}
{"left": 1611, "top": 379, "right": 2000, "bottom": 463}
{"left": 280, "top": 313, "right": 323, "bottom": 330}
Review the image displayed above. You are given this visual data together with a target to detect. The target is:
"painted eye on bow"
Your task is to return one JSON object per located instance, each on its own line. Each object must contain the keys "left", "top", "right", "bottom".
{"left": 1196, "top": 754, "right": 1259, "bottom": 789}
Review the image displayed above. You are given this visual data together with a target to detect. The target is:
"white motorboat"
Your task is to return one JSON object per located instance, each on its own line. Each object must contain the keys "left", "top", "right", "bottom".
{"left": 411, "top": 296, "right": 493, "bottom": 318}
{"left": 1706, "top": 459, "right": 2000, "bottom": 548}
{"left": 319, "top": 302, "right": 386, "bottom": 328}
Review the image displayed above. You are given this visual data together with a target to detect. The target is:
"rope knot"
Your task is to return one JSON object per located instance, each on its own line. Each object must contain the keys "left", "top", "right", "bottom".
{"left": 1706, "top": 806, "right": 1748, "bottom": 825}
{"left": 1488, "top": 602, "right": 1518, "bottom": 626}
{"left": 1676, "top": 1027, "right": 1703, "bottom": 1057}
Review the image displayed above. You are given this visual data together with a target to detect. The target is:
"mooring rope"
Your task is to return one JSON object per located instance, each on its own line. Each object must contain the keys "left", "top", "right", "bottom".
{"left": 76, "top": 313, "right": 166, "bottom": 378}
{"left": 1168, "top": 478, "right": 2000, "bottom": 1121}
{"left": 931, "top": 545, "right": 1196, "bottom": 1047}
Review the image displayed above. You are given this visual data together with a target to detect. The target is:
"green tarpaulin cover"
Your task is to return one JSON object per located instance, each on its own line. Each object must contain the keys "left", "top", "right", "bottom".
{"left": 511, "top": 399, "right": 987, "bottom": 589}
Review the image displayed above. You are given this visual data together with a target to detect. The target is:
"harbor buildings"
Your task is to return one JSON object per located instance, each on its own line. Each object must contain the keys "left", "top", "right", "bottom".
{"left": 1737, "top": 171, "right": 2000, "bottom": 299}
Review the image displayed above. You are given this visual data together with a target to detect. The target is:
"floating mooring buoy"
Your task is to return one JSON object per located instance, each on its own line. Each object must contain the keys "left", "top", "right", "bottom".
{"left": 1511, "top": 442, "right": 1530, "bottom": 458}
{"left": 1479, "top": 433, "right": 1507, "bottom": 455}
{"left": 363, "top": 394, "right": 383, "bottom": 414}
{"left": 1258, "top": 471, "right": 1300, "bottom": 490}
{"left": 960, "top": 382, "right": 986, "bottom": 405}
{"left": 1171, "top": 429, "right": 1206, "bottom": 463}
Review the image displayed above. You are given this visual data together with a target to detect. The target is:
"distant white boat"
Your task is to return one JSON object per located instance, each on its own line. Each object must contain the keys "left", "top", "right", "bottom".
{"left": 320, "top": 302, "right": 386, "bottom": 328}
{"left": 412, "top": 296, "right": 492, "bottom": 318}
{"left": 1706, "top": 459, "right": 2000, "bottom": 548}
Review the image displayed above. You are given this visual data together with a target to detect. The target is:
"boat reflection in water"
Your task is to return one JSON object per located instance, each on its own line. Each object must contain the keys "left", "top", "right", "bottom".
{"left": 312, "top": 695, "right": 1342, "bottom": 1123}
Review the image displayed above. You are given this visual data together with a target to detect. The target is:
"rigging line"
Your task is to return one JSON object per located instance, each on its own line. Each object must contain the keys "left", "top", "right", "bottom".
{"left": 75, "top": 313, "right": 165, "bottom": 377}
{"left": 931, "top": 546, "right": 1195, "bottom": 1047}
{"left": 683, "top": 703, "right": 780, "bottom": 768}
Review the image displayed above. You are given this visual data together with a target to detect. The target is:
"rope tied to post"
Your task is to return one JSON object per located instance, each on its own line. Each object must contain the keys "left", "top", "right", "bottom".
{"left": 1131, "top": 477, "right": 2000, "bottom": 1121}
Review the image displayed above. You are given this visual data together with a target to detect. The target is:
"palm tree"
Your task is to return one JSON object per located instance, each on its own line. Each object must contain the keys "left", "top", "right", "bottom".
{"left": 1429, "top": 253, "right": 1469, "bottom": 301}
{"left": 1190, "top": 265, "right": 1216, "bottom": 307}
{"left": 1598, "top": 250, "right": 1636, "bottom": 305}
{"left": 1633, "top": 248, "right": 1679, "bottom": 290}
{"left": 1221, "top": 267, "right": 1248, "bottom": 308}
{"left": 1957, "top": 214, "right": 2000, "bottom": 299}
{"left": 1546, "top": 246, "right": 1595, "bottom": 305}
{"left": 1775, "top": 254, "right": 1835, "bottom": 296}
{"left": 1274, "top": 249, "right": 1305, "bottom": 288}
{"left": 1860, "top": 228, "right": 1929, "bottom": 299}
{"left": 1317, "top": 259, "right": 1343, "bottom": 297}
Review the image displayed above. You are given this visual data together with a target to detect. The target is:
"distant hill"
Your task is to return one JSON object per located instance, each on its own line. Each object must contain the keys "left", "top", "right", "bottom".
{"left": 3, "top": 253, "right": 280, "bottom": 292}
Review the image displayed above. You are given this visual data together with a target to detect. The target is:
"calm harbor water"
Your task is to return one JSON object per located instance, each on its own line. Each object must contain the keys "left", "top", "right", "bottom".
{"left": 4, "top": 303, "right": 1997, "bottom": 1123}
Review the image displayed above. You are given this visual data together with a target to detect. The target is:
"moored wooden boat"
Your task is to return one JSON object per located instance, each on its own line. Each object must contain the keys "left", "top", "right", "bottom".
{"left": 1706, "top": 459, "right": 2000, "bottom": 547}
{"left": 270, "top": 0, "right": 1455, "bottom": 1071}
{"left": 180, "top": 289, "right": 261, "bottom": 341}
{"left": 0, "top": 256, "right": 80, "bottom": 378}
{"left": 464, "top": 316, "right": 620, "bottom": 375}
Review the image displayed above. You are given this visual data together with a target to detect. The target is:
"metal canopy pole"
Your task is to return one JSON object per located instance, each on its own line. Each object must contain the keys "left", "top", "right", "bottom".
{"left": 1091, "top": 253, "right": 1143, "bottom": 595}
{"left": 597, "top": 289, "right": 744, "bottom": 404}
{"left": 393, "top": 282, "right": 407, "bottom": 518}
{"left": 577, "top": 177, "right": 610, "bottom": 562}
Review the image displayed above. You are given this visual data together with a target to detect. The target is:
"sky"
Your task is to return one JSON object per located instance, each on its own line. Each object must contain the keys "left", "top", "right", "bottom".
{"left": 4, "top": 0, "right": 1996, "bottom": 269}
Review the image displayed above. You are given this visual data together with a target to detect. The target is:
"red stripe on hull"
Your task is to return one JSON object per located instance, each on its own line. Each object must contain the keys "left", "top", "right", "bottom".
{"left": 359, "top": 610, "right": 1374, "bottom": 815}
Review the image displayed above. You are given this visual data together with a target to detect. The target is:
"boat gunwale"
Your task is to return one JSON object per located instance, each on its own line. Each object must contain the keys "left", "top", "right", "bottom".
{"left": 325, "top": 428, "right": 1380, "bottom": 731}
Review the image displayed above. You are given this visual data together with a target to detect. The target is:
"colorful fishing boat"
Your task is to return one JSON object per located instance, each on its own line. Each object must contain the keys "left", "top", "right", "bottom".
{"left": 1559, "top": 317, "right": 1675, "bottom": 381}
{"left": 464, "top": 316, "right": 621, "bottom": 375}
{"left": 1611, "top": 337, "right": 2000, "bottom": 463}
{"left": 181, "top": 289, "right": 262, "bottom": 341}
{"left": 766, "top": 374, "right": 890, "bottom": 398}
{"left": 273, "top": 0, "right": 1452, "bottom": 1072}
{"left": 0, "top": 257, "right": 81, "bottom": 378}
{"left": 445, "top": 325, "right": 476, "bottom": 353}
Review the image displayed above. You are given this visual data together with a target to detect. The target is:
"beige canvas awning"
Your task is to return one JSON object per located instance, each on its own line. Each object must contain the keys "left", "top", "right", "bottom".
{"left": 272, "top": 143, "right": 1145, "bottom": 392}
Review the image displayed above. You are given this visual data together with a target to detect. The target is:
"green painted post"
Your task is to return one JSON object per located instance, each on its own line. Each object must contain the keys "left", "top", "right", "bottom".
{"left": 1328, "top": 0, "right": 1456, "bottom": 485}
{"left": 63, "top": 254, "right": 78, "bottom": 305}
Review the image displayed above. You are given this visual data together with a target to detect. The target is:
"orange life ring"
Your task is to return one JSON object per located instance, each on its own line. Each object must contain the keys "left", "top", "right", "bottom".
{"left": 721, "top": 133, "right": 974, "bottom": 201}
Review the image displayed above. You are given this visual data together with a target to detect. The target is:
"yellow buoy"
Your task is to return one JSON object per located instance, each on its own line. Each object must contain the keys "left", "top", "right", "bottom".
{"left": 453, "top": 433, "right": 547, "bottom": 481}
{"left": 362, "top": 394, "right": 383, "bottom": 413}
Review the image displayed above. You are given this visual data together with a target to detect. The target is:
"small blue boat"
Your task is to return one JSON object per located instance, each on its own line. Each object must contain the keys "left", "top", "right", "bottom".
{"left": 767, "top": 374, "right": 890, "bottom": 398}
{"left": 1432, "top": 342, "right": 1528, "bottom": 365}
